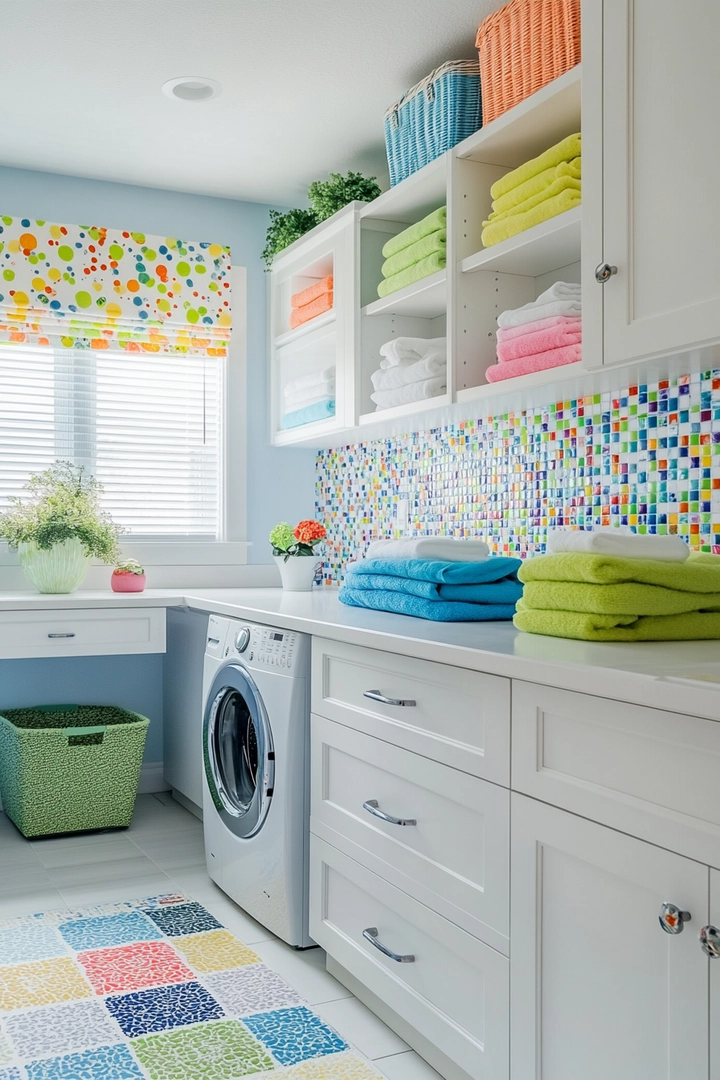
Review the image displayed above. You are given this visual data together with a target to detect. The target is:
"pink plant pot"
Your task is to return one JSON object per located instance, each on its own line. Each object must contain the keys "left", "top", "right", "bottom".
{"left": 111, "top": 571, "right": 146, "bottom": 593}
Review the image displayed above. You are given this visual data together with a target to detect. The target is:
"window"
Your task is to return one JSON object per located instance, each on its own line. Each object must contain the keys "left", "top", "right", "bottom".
{"left": 0, "top": 345, "right": 223, "bottom": 540}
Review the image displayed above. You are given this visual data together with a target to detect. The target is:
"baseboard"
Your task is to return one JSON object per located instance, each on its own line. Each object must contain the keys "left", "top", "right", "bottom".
{"left": 170, "top": 788, "right": 203, "bottom": 821}
{"left": 138, "top": 762, "right": 171, "bottom": 794}
{"left": 325, "top": 956, "right": 473, "bottom": 1080}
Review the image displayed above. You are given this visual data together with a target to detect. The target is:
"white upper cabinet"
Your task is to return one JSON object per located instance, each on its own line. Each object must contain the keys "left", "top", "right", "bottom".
{"left": 586, "top": 0, "right": 720, "bottom": 367}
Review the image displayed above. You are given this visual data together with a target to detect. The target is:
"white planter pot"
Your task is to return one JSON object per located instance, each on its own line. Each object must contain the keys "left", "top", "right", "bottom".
{"left": 18, "top": 538, "right": 91, "bottom": 594}
{"left": 274, "top": 554, "right": 320, "bottom": 592}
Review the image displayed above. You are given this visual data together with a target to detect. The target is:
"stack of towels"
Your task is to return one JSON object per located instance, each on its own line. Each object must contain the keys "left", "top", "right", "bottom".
{"left": 339, "top": 537, "right": 523, "bottom": 622}
{"left": 370, "top": 336, "right": 447, "bottom": 411}
{"left": 481, "top": 132, "right": 581, "bottom": 248}
{"left": 378, "top": 208, "right": 446, "bottom": 299}
{"left": 486, "top": 282, "right": 582, "bottom": 382}
{"left": 514, "top": 527, "right": 720, "bottom": 641}
{"left": 289, "top": 275, "right": 333, "bottom": 330}
{"left": 281, "top": 367, "right": 335, "bottom": 430}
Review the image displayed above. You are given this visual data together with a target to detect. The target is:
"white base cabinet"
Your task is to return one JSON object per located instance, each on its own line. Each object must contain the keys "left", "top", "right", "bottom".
{"left": 510, "top": 794, "right": 709, "bottom": 1080}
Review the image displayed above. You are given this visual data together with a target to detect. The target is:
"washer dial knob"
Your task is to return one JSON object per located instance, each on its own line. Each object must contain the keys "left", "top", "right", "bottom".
{"left": 235, "top": 626, "right": 251, "bottom": 653}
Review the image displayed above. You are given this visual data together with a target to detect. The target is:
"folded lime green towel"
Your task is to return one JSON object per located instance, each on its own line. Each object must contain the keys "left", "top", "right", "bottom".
{"left": 377, "top": 251, "right": 446, "bottom": 298}
{"left": 382, "top": 230, "right": 446, "bottom": 279}
{"left": 518, "top": 552, "right": 720, "bottom": 592}
{"left": 382, "top": 207, "right": 447, "bottom": 259}
{"left": 513, "top": 602, "right": 720, "bottom": 641}
{"left": 490, "top": 133, "right": 582, "bottom": 201}
{"left": 481, "top": 188, "right": 581, "bottom": 247}
{"left": 492, "top": 158, "right": 582, "bottom": 216}
{"left": 485, "top": 175, "right": 581, "bottom": 225}
{"left": 522, "top": 579, "right": 720, "bottom": 616}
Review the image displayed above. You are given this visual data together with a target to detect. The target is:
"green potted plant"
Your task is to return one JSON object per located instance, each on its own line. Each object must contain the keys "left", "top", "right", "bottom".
{"left": 262, "top": 209, "right": 318, "bottom": 269}
{"left": 111, "top": 558, "right": 146, "bottom": 593}
{"left": 308, "top": 171, "right": 381, "bottom": 222}
{"left": 270, "top": 519, "right": 326, "bottom": 591}
{"left": 0, "top": 461, "right": 122, "bottom": 594}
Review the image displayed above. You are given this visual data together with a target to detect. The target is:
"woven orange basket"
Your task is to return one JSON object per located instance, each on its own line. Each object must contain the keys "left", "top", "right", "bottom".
{"left": 476, "top": 0, "right": 581, "bottom": 125}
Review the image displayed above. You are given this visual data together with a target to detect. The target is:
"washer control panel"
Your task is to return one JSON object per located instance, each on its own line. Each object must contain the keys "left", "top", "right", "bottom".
{"left": 227, "top": 624, "right": 299, "bottom": 672}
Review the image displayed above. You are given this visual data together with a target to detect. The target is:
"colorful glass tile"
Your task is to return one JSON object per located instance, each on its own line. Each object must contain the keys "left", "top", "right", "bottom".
{"left": 172, "top": 930, "right": 260, "bottom": 974}
{"left": 0, "top": 923, "right": 68, "bottom": 967}
{"left": 0, "top": 958, "right": 91, "bottom": 1012}
{"left": 24, "top": 1044, "right": 145, "bottom": 1080}
{"left": 5, "top": 1000, "right": 122, "bottom": 1061}
{"left": 204, "top": 965, "right": 303, "bottom": 1016}
{"left": 316, "top": 368, "right": 720, "bottom": 581}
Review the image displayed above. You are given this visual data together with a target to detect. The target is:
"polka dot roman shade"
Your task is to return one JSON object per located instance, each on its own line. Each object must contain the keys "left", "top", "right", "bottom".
{"left": 0, "top": 216, "right": 232, "bottom": 356}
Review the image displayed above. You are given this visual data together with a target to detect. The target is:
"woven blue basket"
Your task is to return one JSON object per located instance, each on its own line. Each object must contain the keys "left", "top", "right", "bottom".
{"left": 384, "top": 60, "right": 482, "bottom": 187}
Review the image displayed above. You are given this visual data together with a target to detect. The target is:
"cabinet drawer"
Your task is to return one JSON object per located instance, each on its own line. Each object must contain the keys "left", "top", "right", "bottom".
{"left": 0, "top": 608, "right": 166, "bottom": 658}
{"left": 310, "top": 834, "right": 509, "bottom": 1080}
{"left": 311, "top": 714, "right": 509, "bottom": 952}
{"left": 312, "top": 638, "right": 510, "bottom": 785}
{"left": 512, "top": 681, "right": 720, "bottom": 867}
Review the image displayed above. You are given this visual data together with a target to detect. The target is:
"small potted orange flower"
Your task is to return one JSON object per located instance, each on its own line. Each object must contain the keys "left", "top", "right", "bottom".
{"left": 270, "top": 519, "right": 326, "bottom": 591}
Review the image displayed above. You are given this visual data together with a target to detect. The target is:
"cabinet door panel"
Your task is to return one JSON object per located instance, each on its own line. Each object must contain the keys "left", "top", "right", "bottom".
{"left": 511, "top": 794, "right": 709, "bottom": 1080}
{"left": 602, "top": 0, "right": 720, "bottom": 363}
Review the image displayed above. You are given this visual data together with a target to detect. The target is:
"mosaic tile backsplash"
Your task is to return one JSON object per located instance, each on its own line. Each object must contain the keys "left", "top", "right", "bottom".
{"left": 316, "top": 368, "right": 720, "bottom": 583}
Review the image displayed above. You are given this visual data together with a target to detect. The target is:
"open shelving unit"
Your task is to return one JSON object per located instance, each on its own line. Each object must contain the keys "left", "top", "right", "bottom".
{"left": 268, "top": 66, "right": 585, "bottom": 446}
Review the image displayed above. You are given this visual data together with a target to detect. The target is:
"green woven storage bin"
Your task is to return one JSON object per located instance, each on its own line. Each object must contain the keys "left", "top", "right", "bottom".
{"left": 0, "top": 704, "right": 150, "bottom": 838}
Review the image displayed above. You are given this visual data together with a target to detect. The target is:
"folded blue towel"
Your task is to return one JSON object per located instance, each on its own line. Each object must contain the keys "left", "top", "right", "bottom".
{"left": 281, "top": 399, "right": 335, "bottom": 430}
{"left": 346, "top": 556, "right": 522, "bottom": 585}
{"left": 344, "top": 570, "right": 523, "bottom": 605}
{"left": 339, "top": 587, "right": 517, "bottom": 622}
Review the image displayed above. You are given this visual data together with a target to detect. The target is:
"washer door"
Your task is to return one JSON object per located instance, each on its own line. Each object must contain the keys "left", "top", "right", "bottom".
{"left": 203, "top": 663, "right": 274, "bottom": 838}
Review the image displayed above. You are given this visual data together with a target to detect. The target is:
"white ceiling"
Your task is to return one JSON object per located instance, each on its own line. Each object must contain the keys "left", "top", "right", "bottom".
{"left": 0, "top": 0, "right": 502, "bottom": 206}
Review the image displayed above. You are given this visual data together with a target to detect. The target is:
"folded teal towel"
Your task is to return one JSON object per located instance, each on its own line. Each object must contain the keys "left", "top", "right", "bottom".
{"left": 344, "top": 569, "right": 523, "bottom": 605}
{"left": 347, "top": 556, "right": 522, "bottom": 585}
{"left": 339, "top": 587, "right": 517, "bottom": 622}
{"left": 281, "top": 399, "right": 335, "bottom": 430}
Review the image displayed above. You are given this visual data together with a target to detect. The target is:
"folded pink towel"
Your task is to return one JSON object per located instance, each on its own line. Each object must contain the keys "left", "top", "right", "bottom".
{"left": 497, "top": 320, "right": 582, "bottom": 362}
{"left": 486, "top": 343, "right": 582, "bottom": 382}
{"left": 496, "top": 314, "right": 582, "bottom": 343}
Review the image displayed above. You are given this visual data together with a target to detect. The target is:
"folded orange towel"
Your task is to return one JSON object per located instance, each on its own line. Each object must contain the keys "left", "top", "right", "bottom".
{"left": 289, "top": 291, "right": 333, "bottom": 329}
{"left": 486, "top": 343, "right": 582, "bottom": 382}
{"left": 291, "top": 275, "right": 334, "bottom": 310}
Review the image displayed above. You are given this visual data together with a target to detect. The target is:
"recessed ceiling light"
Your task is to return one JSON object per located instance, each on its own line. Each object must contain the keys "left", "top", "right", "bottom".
{"left": 162, "top": 76, "right": 222, "bottom": 102}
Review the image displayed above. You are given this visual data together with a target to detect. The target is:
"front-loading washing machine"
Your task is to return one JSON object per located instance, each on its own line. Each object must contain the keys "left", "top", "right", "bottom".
{"left": 201, "top": 615, "right": 313, "bottom": 947}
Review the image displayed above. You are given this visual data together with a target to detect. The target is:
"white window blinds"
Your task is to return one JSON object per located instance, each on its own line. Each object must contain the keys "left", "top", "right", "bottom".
{"left": 0, "top": 346, "right": 223, "bottom": 540}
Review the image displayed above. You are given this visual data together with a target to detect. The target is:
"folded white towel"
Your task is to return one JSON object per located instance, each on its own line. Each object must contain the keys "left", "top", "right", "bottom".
{"left": 365, "top": 537, "right": 490, "bottom": 562}
{"left": 379, "top": 336, "right": 447, "bottom": 366}
{"left": 546, "top": 526, "right": 690, "bottom": 562}
{"left": 497, "top": 282, "right": 582, "bottom": 329}
{"left": 537, "top": 281, "right": 581, "bottom": 301}
{"left": 284, "top": 387, "right": 336, "bottom": 412}
{"left": 284, "top": 366, "right": 335, "bottom": 397}
{"left": 371, "top": 376, "right": 446, "bottom": 410}
{"left": 498, "top": 298, "right": 582, "bottom": 329}
{"left": 371, "top": 354, "right": 446, "bottom": 392}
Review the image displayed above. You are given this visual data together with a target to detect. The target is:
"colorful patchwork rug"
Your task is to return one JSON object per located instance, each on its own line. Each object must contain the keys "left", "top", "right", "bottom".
{"left": 0, "top": 893, "right": 384, "bottom": 1080}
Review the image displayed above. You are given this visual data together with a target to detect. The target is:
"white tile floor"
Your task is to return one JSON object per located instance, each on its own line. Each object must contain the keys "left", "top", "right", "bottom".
{"left": 0, "top": 792, "right": 443, "bottom": 1080}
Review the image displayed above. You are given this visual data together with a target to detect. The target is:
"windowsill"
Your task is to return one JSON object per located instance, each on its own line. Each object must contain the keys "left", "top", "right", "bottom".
{"left": 0, "top": 541, "right": 251, "bottom": 568}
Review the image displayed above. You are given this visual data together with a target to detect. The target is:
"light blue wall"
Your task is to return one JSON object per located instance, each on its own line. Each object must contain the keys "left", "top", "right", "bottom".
{"left": 0, "top": 165, "right": 317, "bottom": 560}
{"left": 0, "top": 654, "right": 164, "bottom": 762}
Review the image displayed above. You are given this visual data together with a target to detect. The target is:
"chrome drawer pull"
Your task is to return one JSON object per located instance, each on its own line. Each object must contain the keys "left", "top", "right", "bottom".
{"left": 659, "top": 902, "right": 691, "bottom": 935}
{"left": 363, "top": 799, "right": 416, "bottom": 827}
{"left": 47, "top": 632, "right": 76, "bottom": 639}
{"left": 363, "top": 690, "right": 416, "bottom": 707}
{"left": 362, "top": 926, "right": 415, "bottom": 964}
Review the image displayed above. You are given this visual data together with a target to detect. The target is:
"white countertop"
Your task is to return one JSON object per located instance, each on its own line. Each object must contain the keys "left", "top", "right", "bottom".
{"left": 1, "top": 587, "right": 719, "bottom": 719}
